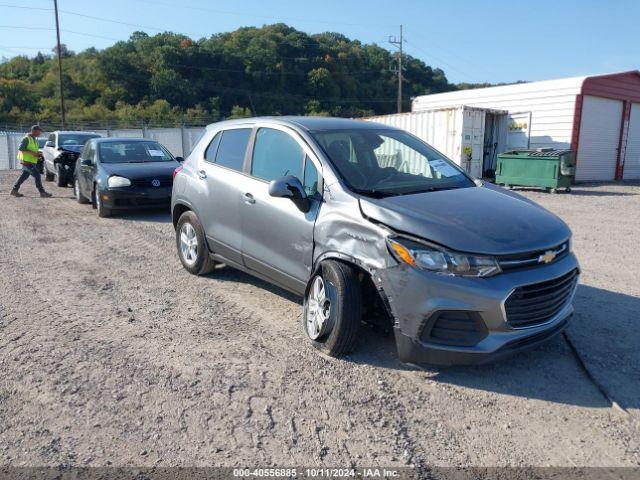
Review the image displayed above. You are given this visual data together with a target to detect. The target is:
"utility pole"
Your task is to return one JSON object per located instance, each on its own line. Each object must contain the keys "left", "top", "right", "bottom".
{"left": 388, "top": 25, "right": 404, "bottom": 113}
{"left": 53, "top": 0, "right": 66, "bottom": 128}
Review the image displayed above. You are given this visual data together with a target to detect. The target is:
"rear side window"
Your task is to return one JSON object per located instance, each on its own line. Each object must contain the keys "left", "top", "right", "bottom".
{"left": 204, "top": 132, "right": 221, "bottom": 163}
{"left": 251, "top": 128, "right": 304, "bottom": 181}
{"left": 214, "top": 128, "right": 252, "bottom": 171}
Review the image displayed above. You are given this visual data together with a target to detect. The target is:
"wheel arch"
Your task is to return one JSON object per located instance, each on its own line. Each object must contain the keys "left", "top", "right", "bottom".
{"left": 172, "top": 201, "right": 192, "bottom": 229}
{"left": 307, "top": 253, "right": 394, "bottom": 329}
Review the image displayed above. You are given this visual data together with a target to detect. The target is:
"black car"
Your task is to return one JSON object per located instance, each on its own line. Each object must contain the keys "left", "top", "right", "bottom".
{"left": 74, "top": 138, "right": 183, "bottom": 217}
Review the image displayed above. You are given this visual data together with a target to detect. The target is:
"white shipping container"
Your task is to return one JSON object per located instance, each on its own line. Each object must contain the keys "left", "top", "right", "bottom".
{"left": 365, "top": 107, "right": 507, "bottom": 178}
{"left": 411, "top": 76, "right": 585, "bottom": 152}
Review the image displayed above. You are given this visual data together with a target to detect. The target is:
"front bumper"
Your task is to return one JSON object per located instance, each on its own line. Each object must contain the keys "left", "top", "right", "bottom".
{"left": 376, "top": 252, "right": 580, "bottom": 366}
{"left": 98, "top": 186, "right": 172, "bottom": 210}
{"left": 55, "top": 154, "right": 79, "bottom": 178}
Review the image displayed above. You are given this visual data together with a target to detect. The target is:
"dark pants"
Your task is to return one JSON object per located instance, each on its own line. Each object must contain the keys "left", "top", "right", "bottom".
{"left": 13, "top": 163, "right": 44, "bottom": 193}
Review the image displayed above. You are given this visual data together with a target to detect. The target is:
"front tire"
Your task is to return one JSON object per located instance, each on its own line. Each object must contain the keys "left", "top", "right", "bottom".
{"left": 74, "top": 178, "right": 89, "bottom": 204}
{"left": 176, "top": 211, "right": 217, "bottom": 275}
{"left": 95, "top": 188, "right": 111, "bottom": 218}
{"left": 55, "top": 164, "right": 66, "bottom": 187}
{"left": 44, "top": 164, "right": 54, "bottom": 182}
{"left": 303, "top": 260, "right": 362, "bottom": 356}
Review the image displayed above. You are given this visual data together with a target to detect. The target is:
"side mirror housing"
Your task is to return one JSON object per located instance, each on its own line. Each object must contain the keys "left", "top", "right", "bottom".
{"left": 268, "top": 175, "right": 310, "bottom": 213}
{"left": 175, "top": 156, "right": 184, "bottom": 163}
{"left": 45, "top": 141, "right": 54, "bottom": 148}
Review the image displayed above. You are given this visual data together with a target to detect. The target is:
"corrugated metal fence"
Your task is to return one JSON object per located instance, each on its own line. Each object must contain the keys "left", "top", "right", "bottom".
{"left": 0, "top": 126, "right": 205, "bottom": 170}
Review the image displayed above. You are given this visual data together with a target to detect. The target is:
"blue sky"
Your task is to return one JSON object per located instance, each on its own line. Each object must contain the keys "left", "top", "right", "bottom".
{"left": 0, "top": 0, "right": 638, "bottom": 84}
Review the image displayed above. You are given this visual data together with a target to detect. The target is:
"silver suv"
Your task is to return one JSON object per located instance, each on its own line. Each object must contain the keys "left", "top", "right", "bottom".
{"left": 171, "top": 117, "right": 579, "bottom": 365}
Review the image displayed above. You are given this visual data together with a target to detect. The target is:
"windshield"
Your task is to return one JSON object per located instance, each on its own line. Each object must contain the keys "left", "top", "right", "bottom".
{"left": 58, "top": 134, "right": 100, "bottom": 146}
{"left": 98, "top": 140, "right": 174, "bottom": 164}
{"left": 313, "top": 129, "right": 474, "bottom": 196}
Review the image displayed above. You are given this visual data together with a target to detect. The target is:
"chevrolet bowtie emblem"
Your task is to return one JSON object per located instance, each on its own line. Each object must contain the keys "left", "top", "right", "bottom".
{"left": 538, "top": 250, "right": 557, "bottom": 264}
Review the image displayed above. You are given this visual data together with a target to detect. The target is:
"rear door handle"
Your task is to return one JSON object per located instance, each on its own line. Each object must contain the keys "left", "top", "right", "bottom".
{"left": 197, "top": 170, "right": 207, "bottom": 179}
{"left": 243, "top": 192, "right": 256, "bottom": 204}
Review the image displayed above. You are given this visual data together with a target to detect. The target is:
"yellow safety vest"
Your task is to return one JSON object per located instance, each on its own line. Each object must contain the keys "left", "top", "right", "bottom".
{"left": 17, "top": 135, "right": 39, "bottom": 164}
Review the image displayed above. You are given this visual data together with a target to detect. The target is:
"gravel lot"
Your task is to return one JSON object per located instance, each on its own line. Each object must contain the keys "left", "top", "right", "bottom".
{"left": 0, "top": 170, "right": 638, "bottom": 469}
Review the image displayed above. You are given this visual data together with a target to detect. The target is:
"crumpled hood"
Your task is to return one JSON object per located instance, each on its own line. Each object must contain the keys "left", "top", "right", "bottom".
{"left": 59, "top": 145, "right": 83, "bottom": 153}
{"left": 359, "top": 184, "right": 570, "bottom": 255}
{"left": 101, "top": 161, "right": 179, "bottom": 179}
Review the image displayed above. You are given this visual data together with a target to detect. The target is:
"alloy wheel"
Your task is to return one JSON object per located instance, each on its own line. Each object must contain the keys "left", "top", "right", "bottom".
{"left": 179, "top": 222, "right": 199, "bottom": 267}
{"left": 306, "top": 276, "right": 332, "bottom": 340}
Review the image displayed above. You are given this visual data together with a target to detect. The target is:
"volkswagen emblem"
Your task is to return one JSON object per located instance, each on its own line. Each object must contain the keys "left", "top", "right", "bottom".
{"left": 151, "top": 179, "right": 161, "bottom": 187}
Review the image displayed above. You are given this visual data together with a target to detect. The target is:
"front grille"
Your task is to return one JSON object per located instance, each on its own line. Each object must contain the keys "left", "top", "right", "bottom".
{"left": 499, "top": 318, "right": 569, "bottom": 353}
{"left": 498, "top": 242, "right": 569, "bottom": 271}
{"left": 504, "top": 269, "right": 578, "bottom": 328}
{"left": 131, "top": 177, "right": 173, "bottom": 187}
{"left": 421, "top": 311, "right": 488, "bottom": 347}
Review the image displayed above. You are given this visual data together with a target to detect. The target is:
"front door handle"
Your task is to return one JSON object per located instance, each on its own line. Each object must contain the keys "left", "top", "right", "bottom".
{"left": 198, "top": 170, "right": 207, "bottom": 179}
{"left": 243, "top": 192, "right": 256, "bottom": 204}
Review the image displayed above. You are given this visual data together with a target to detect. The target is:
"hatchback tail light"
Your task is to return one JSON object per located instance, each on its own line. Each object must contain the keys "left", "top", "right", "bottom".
{"left": 173, "top": 165, "right": 183, "bottom": 180}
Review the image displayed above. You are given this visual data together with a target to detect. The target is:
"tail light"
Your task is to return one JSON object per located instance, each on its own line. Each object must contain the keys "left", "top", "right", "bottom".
{"left": 173, "top": 165, "right": 183, "bottom": 180}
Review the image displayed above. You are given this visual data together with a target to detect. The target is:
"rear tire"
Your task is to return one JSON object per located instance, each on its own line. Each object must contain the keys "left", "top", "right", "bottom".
{"left": 74, "top": 178, "right": 89, "bottom": 204}
{"left": 176, "top": 211, "right": 217, "bottom": 275}
{"left": 303, "top": 260, "right": 362, "bottom": 357}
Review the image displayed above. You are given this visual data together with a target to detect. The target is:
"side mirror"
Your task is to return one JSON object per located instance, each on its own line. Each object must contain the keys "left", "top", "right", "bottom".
{"left": 268, "top": 175, "right": 310, "bottom": 213}
{"left": 45, "top": 141, "right": 54, "bottom": 148}
{"left": 80, "top": 158, "right": 93, "bottom": 167}
{"left": 175, "top": 156, "right": 184, "bottom": 163}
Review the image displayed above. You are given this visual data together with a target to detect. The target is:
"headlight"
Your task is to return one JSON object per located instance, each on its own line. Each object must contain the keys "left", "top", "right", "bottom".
{"left": 387, "top": 236, "right": 501, "bottom": 278}
{"left": 107, "top": 176, "right": 131, "bottom": 188}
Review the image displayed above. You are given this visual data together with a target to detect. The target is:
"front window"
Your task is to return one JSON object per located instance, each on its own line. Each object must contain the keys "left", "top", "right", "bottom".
{"left": 312, "top": 129, "right": 474, "bottom": 196}
{"left": 251, "top": 128, "right": 305, "bottom": 181}
{"left": 98, "top": 141, "right": 174, "bottom": 164}
{"left": 58, "top": 134, "right": 101, "bottom": 147}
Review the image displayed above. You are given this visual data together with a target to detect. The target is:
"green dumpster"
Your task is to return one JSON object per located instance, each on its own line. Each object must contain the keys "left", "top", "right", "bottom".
{"left": 495, "top": 149, "right": 575, "bottom": 193}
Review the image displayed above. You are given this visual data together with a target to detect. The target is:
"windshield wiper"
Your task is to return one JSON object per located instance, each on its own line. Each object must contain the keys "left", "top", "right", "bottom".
{"left": 401, "top": 185, "right": 465, "bottom": 194}
{"left": 350, "top": 187, "right": 401, "bottom": 198}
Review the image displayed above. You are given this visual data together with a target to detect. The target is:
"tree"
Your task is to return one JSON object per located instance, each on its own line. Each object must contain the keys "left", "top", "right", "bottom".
{"left": 0, "top": 24, "right": 461, "bottom": 127}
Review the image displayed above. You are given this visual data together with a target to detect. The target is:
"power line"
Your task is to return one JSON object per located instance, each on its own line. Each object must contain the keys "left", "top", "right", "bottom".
{"left": 404, "top": 39, "right": 482, "bottom": 83}
{"left": 165, "top": 62, "right": 393, "bottom": 79}
{"left": 404, "top": 27, "right": 498, "bottom": 80}
{"left": 134, "top": 0, "right": 395, "bottom": 28}
{"left": 0, "top": 2, "right": 51, "bottom": 10}
{"left": 203, "top": 84, "right": 396, "bottom": 104}
{"left": 0, "top": 25, "right": 120, "bottom": 41}
{"left": 58, "top": 9, "right": 210, "bottom": 38}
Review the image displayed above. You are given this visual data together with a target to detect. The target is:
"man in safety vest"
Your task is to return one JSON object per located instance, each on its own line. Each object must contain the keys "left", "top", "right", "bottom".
{"left": 10, "top": 125, "right": 52, "bottom": 198}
